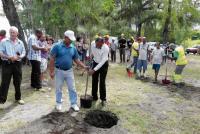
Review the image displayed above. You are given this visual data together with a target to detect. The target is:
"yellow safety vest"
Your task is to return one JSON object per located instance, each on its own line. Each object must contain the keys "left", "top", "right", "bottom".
{"left": 132, "top": 42, "right": 139, "bottom": 57}
{"left": 175, "top": 46, "right": 188, "bottom": 65}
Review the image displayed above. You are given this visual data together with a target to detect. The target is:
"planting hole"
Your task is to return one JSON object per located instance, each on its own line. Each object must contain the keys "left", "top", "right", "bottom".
{"left": 84, "top": 110, "right": 118, "bottom": 128}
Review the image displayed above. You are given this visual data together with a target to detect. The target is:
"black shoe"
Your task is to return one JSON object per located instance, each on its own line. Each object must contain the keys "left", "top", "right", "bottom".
{"left": 140, "top": 76, "right": 144, "bottom": 80}
{"left": 31, "top": 85, "right": 36, "bottom": 89}
{"left": 180, "top": 82, "right": 185, "bottom": 86}
{"left": 153, "top": 81, "right": 158, "bottom": 84}
{"left": 0, "top": 100, "right": 5, "bottom": 104}
{"left": 92, "top": 97, "right": 98, "bottom": 101}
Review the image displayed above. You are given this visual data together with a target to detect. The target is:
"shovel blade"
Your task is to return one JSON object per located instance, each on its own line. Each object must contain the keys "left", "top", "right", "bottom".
{"left": 162, "top": 79, "right": 171, "bottom": 84}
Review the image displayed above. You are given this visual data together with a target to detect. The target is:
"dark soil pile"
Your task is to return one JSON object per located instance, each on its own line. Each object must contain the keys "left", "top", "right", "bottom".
{"left": 10, "top": 110, "right": 127, "bottom": 134}
{"left": 10, "top": 111, "right": 88, "bottom": 134}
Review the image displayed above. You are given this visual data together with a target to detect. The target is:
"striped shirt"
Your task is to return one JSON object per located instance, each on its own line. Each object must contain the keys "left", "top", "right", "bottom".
{"left": 27, "top": 34, "right": 41, "bottom": 61}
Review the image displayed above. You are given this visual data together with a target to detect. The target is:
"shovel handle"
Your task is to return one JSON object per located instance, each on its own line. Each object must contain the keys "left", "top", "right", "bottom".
{"left": 84, "top": 73, "right": 89, "bottom": 99}
{"left": 165, "top": 49, "right": 169, "bottom": 79}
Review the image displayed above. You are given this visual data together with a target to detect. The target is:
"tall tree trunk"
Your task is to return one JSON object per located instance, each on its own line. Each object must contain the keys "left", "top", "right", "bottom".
{"left": 137, "top": 23, "right": 142, "bottom": 37}
{"left": 162, "top": 0, "right": 172, "bottom": 44}
{"left": 1, "top": 0, "right": 27, "bottom": 49}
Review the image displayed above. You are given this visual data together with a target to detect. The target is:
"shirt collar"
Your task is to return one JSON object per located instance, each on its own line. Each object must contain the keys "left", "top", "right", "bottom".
{"left": 61, "top": 41, "right": 73, "bottom": 48}
{"left": 6, "top": 38, "right": 20, "bottom": 44}
{"left": 95, "top": 43, "right": 105, "bottom": 49}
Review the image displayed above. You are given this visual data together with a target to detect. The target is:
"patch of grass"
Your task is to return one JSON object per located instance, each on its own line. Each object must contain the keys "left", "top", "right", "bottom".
{"left": 104, "top": 105, "right": 151, "bottom": 134}
{"left": 180, "top": 117, "right": 200, "bottom": 134}
{"left": 121, "top": 110, "right": 150, "bottom": 133}
{"left": 160, "top": 114, "right": 200, "bottom": 134}
{"left": 0, "top": 119, "right": 26, "bottom": 133}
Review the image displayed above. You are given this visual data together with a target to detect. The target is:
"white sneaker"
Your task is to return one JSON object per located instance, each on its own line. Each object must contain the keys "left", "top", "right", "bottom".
{"left": 17, "top": 100, "right": 25, "bottom": 105}
{"left": 71, "top": 104, "right": 79, "bottom": 112}
{"left": 56, "top": 103, "right": 62, "bottom": 111}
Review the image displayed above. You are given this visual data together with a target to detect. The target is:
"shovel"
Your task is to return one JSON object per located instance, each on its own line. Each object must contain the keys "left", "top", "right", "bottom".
{"left": 162, "top": 49, "right": 171, "bottom": 85}
{"left": 80, "top": 73, "right": 93, "bottom": 108}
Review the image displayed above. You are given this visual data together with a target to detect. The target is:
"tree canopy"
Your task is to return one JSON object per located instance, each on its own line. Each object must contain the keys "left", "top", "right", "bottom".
{"left": 8, "top": 0, "right": 200, "bottom": 45}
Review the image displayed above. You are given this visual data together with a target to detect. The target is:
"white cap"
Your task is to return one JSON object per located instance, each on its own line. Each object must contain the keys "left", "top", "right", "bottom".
{"left": 64, "top": 30, "right": 76, "bottom": 41}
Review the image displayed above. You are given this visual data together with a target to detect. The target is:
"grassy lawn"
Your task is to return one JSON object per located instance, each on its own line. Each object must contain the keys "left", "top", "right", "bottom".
{"left": 184, "top": 39, "right": 200, "bottom": 47}
{"left": 0, "top": 54, "right": 200, "bottom": 134}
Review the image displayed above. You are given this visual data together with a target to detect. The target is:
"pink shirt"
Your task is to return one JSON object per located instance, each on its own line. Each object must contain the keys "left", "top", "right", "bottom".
{"left": 0, "top": 36, "right": 5, "bottom": 42}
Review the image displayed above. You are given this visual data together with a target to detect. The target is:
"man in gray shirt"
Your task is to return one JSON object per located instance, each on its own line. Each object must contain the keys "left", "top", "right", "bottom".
{"left": 110, "top": 39, "right": 118, "bottom": 62}
{"left": 137, "top": 37, "right": 150, "bottom": 79}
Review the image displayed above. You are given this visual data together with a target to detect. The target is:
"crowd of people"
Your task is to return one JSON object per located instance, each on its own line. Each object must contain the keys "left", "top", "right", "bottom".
{"left": 110, "top": 34, "right": 187, "bottom": 85}
{"left": 0, "top": 26, "right": 110, "bottom": 111}
{"left": 0, "top": 26, "right": 188, "bottom": 112}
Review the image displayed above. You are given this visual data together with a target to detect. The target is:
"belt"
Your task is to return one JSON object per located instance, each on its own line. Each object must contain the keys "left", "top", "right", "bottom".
{"left": 3, "top": 60, "right": 21, "bottom": 64}
{"left": 56, "top": 66, "right": 71, "bottom": 71}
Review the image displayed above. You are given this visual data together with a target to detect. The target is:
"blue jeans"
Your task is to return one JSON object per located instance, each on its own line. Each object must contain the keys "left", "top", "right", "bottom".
{"left": 131, "top": 56, "right": 138, "bottom": 73}
{"left": 55, "top": 68, "right": 77, "bottom": 105}
{"left": 137, "top": 59, "right": 147, "bottom": 71}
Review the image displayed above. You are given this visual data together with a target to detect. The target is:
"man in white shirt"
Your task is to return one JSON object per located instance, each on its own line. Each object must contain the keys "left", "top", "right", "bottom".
{"left": 151, "top": 42, "right": 165, "bottom": 82}
{"left": 88, "top": 37, "right": 109, "bottom": 106}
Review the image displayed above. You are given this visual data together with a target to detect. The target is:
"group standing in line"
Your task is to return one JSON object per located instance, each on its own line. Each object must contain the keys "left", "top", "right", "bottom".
{"left": 0, "top": 26, "right": 188, "bottom": 111}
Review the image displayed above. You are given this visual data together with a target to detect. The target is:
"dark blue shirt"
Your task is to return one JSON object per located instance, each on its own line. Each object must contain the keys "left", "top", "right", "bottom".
{"left": 50, "top": 41, "right": 79, "bottom": 70}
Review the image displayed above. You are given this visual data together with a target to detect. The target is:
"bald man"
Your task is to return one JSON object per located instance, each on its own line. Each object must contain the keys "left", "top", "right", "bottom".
{"left": 0, "top": 26, "right": 26, "bottom": 104}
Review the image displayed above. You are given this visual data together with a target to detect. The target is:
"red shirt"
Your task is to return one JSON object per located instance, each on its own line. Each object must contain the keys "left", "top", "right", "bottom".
{"left": 0, "top": 36, "right": 5, "bottom": 42}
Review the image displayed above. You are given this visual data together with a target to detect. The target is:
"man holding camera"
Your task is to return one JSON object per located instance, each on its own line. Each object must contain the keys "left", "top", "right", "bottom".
{"left": 0, "top": 26, "right": 26, "bottom": 104}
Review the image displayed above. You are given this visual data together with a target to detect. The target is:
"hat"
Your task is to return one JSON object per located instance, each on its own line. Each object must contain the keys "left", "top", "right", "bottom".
{"left": 95, "top": 34, "right": 99, "bottom": 39}
{"left": 169, "top": 44, "right": 176, "bottom": 50}
{"left": 138, "top": 37, "right": 142, "bottom": 40}
{"left": 104, "top": 34, "right": 110, "bottom": 38}
{"left": 64, "top": 30, "right": 76, "bottom": 41}
{"left": 131, "top": 36, "right": 134, "bottom": 40}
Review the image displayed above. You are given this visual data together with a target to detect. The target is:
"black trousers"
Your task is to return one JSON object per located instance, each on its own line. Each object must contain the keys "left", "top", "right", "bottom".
{"left": 0, "top": 61, "right": 22, "bottom": 103}
{"left": 119, "top": 48, "right": 126, "bottom": 63}
{"left": 111, "top": 50, "right": 116, "bottom": 62}
{"left": 92, "top": 61, "right": 108, "bottom": 101}
{"left": 30, "top": 60, "right": 41, "bottom": 89}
